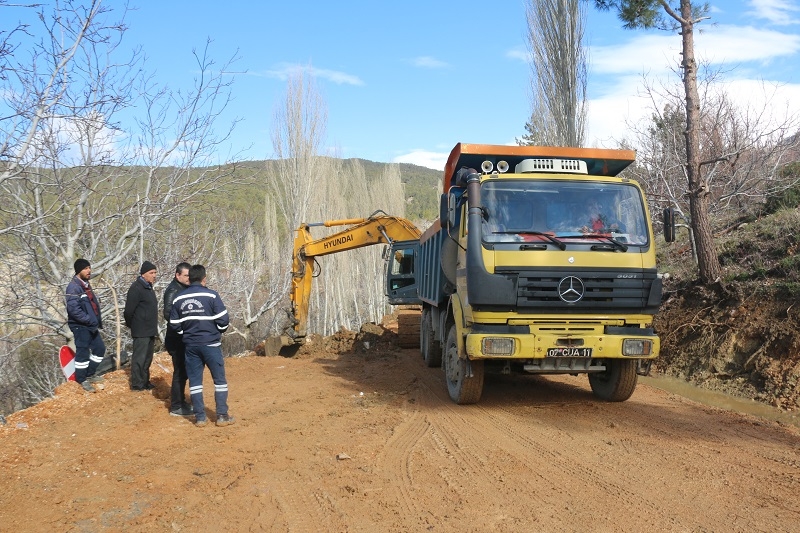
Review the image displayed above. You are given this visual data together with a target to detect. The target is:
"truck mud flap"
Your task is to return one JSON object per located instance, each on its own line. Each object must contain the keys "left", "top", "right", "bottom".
{"left": 636, "top": 359, "right": 652, "bottom": 376}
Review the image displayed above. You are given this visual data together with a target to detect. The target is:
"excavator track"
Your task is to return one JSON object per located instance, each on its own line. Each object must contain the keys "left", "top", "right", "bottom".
{"left": 396, "top": 307, "right": 421, "bottom": 349}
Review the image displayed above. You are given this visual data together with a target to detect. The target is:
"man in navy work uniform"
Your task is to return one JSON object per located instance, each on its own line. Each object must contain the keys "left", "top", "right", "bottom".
{"left": 169, "top": 264, "right": 234, "bottom": 427}
{"left": 65, "top": 258, "right": 106, "bottom": 392}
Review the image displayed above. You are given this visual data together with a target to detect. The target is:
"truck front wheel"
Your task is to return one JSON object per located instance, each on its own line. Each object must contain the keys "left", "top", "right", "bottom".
{"left": 421, "top": 309, "right": 442, "bottom": 368}
{"left": 444, "top": 324, "right": 484, "bottom": 404}
{"left": 588, "top": 359, "right": 638, "bottom": 402}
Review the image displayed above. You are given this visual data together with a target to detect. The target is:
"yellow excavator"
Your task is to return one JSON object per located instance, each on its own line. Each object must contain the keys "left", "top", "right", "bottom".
{"left": 263, "top": 211, "right": 423, "bottom": 356}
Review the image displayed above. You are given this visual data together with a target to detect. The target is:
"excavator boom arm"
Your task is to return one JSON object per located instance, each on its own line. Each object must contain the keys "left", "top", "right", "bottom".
{"left": 288, "top": 214, "right": 421, "bottom": 343}
{"left": 298, "top": 216, "right": 420, "bottom": 257}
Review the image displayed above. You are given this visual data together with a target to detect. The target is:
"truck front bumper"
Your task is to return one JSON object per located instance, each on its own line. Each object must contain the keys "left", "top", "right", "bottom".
{"left": 464, "top": 322, "right": 659, "bottom": 361}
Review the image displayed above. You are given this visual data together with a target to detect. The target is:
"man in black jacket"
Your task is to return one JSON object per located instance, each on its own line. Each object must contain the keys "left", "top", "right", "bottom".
{"left": 163, "top": 262, "right": 192, "bottom": 415}
{"left": 124, "top": 261, "right": 158, "bottom": 391}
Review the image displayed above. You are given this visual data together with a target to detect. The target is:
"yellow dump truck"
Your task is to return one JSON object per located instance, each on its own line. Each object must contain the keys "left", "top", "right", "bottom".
{"left": 386, "top": 143, "right": 672, "bottom": 404}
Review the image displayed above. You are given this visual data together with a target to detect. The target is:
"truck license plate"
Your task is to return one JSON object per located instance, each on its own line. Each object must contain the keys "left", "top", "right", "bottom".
{"left": 547, "top": 347, "right": 592, "bottom": 357}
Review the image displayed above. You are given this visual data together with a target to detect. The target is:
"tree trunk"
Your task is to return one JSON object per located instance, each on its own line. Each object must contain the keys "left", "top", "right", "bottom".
{"left": 679, "top": 0, "right": 721, "bottom": 283}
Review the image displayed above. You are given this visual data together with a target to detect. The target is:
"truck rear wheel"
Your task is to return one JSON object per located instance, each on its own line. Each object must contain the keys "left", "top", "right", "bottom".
{"left": 421, "top": 309, "right": 442, "bottom": 368}
{"left": 444, "top": 324, "right": 483, "bottom": 404}
{"left": 588, "top": 359, "right": 638, "bottom": 402}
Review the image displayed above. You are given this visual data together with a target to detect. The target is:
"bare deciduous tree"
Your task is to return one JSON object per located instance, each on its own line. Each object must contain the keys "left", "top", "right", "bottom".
{"left": 266, "top": 72, "right": 410, "bottom": 338}
{"left": 0, "top": 1, "right": 241, "bottom": 411}
{"left": 212, "top": 199, "right": 286, "bottom": 348}
{"left": 519, "top": 0, "right": 587, "bottom": 147}
{"left": 626, "top": 71, "right": 800, "bottom": 261}
{"left": 269, "top": 70, "right": 328, "bottom": 233}
{"left": 304, "top": 160, "right": 409, "bottom": 337}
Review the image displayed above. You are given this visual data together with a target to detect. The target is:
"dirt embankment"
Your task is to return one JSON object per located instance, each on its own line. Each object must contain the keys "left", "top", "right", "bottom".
{"left": 655, "top": 280, "right": 800, "bottom": 410}
{"left": 2, "top": 320, "right": 800, "bottom": 532}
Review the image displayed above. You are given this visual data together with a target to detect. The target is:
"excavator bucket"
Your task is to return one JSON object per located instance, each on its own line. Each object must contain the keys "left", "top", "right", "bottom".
{"left": 258, "top": 335, "right": 297, "bottom": 357}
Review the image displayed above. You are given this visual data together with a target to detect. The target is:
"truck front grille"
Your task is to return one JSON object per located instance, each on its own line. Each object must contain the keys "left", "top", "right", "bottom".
{"left": 512, "top": 269, "right": 658, "bottom": 313}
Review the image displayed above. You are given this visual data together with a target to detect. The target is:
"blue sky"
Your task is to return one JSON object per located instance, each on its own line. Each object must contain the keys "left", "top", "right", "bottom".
{"left": 116, "top": 1, "right": 800, "bottom": 169}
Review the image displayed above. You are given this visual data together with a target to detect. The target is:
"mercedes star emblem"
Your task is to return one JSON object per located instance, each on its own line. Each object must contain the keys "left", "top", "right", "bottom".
{"left": 558, "top": 276, "right": 585, "bottom": 303}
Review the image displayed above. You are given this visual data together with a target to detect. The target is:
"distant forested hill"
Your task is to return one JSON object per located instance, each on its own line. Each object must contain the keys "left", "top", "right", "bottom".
{"left": 206, "top": 158, "right": 441, "bottom": 225}
{"left": 354, "top": 159, "right": 442, "bottom": 222}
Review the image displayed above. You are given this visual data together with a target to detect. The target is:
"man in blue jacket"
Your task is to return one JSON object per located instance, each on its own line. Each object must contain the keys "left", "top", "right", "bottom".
{"left": 65, "top": 258, "right": 105, "bottom": 392}
{"left": 169, "top": 264, "right": 234, "bottom": 427}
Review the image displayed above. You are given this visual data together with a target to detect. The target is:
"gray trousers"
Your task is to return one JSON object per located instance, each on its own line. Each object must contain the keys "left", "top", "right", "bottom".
{"left": 130, "top": 336, "right": 155, "bottom": 389}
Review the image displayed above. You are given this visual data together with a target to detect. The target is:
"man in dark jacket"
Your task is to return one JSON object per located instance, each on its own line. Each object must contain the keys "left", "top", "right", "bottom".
{"left": 124, "top": 261, "right": 158, "bottom": 391}
{"left": 65, "top": 258, "right": 105, "bottom": 392}
{"left": 169, "top": 264, "right": 234, "bottom": 427}
{"left": 163, "top": 262, "right": 192, "bottom": 416}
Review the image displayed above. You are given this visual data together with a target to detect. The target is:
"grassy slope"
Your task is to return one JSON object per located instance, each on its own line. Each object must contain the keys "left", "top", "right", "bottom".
{"left": 655, "top": 206, "right": 800, "bottom": 408}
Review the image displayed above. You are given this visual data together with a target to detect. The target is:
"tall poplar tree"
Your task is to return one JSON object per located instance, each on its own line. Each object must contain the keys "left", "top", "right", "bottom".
{"left": 519, "top": 0, "right": 587, "bottom": 147}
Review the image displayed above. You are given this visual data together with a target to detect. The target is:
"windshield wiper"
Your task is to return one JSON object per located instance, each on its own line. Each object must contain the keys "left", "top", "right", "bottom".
{"left": 560, "top": 233, "right": 628, "bottom": 252}
{"left": 492, "top": 231, "right": 566, "bottom": 250}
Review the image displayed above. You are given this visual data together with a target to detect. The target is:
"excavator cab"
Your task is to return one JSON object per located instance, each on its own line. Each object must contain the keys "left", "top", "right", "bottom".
{"left": 385, "top": 240, "right": 420, "bottom": 305}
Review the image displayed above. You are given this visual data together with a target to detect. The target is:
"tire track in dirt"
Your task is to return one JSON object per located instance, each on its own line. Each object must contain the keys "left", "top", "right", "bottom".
{"left": 382, "top": 353, "right": 800, "bottom": 530}
{"left": 399, "top": 357, "right": 676, "bottom": 528}
{"left": 371, "top": 365, "right": 511, "bottom": 530}
{"left": 411, "top": 370, "right": 500, "bottom": 485}
{"left": 6, "top": 347, "right": 800, "bottom": 532}
{"left": 397, "top": 359, "right": 560, "bottom": 524}
{"left": 475, "top": 401, "right": 662, "bottom": 512}
{"left": 427, "top": 367, "right": 800, "bottom": 531}
{"left": 407, "top": 360, "right": 509, "bottom": 489}
{"left": 375, "top": 409, "right": 430, "bottom": 522}
{"left": 266, "top": 480, "right": 346, "bottom": 532}
{"left": 600, "top": 394, "right": 800, "bottom": 527}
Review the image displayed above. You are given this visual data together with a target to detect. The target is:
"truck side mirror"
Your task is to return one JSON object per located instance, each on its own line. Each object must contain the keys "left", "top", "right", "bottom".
{"left": 441, "top": 192, "right": 459, "bottom": 230}
{"left": 440, "top": 194, "right": 449, "bottom": 229}
{"left": 663, "top": 207, "right": 676, "bottom": 242}
{"left": 447, "top": 193, "right": 458, "bottom": 228}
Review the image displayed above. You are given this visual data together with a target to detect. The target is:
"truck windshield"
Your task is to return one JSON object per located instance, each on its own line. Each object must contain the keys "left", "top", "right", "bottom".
{"left": 481, "top": 179, "right": 650, "bottom": 247}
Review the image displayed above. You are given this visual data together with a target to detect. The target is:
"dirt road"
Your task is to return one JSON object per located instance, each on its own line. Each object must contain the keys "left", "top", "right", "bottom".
{"left": 2, "top": 331, "right": 800, "bottom": 532}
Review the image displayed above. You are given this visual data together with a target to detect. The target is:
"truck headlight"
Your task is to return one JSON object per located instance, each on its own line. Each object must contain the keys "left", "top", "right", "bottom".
{"left": 622, "top": 339, "right": 652, "bottom": 356}
{"left": 482, "top": 337, "right": 515, "bottom": 356}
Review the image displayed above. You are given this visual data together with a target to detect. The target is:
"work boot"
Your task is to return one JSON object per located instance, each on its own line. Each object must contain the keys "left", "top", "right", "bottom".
{"left": 170, "top": 404, "right": 194, "bottom": 417}
{"left": 195, "top": 417, "right": 208, "bottom": 427}
{"left": 80, "top": 381, "right": 95, "bottom": 393}
{"left": 215, "top": 414, "right": 236, "bottom": 427}
{"left": 86, "top": 374, "right": 104, "bottom": 384}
